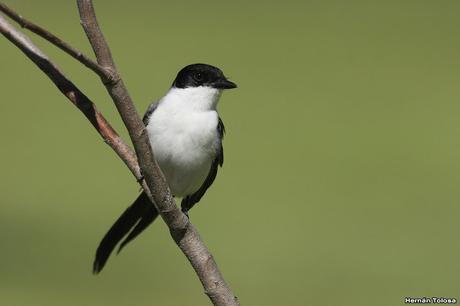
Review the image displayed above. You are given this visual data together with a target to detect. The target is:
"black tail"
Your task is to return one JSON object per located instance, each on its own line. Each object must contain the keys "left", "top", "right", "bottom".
{"left": 93, "top": 192, "right": 158, "bottom": 274}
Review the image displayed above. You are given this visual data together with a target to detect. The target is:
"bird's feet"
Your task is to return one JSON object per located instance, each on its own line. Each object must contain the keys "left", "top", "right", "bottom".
{"left": 181, "top": 208, "right": 190, "bottom": 219}
{"left": 136, "top": 169, "right": 144, "bottom": 184}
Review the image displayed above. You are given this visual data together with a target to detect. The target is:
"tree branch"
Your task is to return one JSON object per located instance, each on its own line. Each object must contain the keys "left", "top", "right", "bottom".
{"left": 1, "top": 2, "right": 240, "bottom": 305}
{"left": 0, "top": 14, "right": 142, "bottom": 183}
{"left": 0, "top": 2, "right": 114, "bottom": 83}
{"left": 76, "top": 1, "right": 240, "bottom": 305}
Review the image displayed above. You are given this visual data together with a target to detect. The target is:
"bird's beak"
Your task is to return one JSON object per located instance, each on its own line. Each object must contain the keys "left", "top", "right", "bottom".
{"left": 213, "top": 78, "right": 237, "bottom": 89}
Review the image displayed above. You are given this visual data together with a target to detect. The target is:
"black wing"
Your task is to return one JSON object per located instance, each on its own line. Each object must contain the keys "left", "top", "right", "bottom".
{"left": 181, "top": 117, "right": 225, "bottom": 213}
{"left": 142, "top": 101, "right": 159, "bottom": 125}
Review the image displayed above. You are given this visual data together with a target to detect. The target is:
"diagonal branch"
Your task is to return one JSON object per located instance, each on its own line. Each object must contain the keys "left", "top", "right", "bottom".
{"left": 0, "top": 14, "right": 143, "bottom": 186}
{"left": 1, "top": 2, "right": 240, "bottom": 305}
{"left": 0, "top": 1, "right": 113, "bottom": 82}
{"left": 76, "top": 1, "right": 240, "bottom": 305}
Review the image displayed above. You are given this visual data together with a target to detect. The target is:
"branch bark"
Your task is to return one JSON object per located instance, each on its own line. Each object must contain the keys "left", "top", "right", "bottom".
{"left": 0, "top": 14, "right": 141, "bottom": 182}
{"left": 0, "top": 2, "right": 112, "bottom": 82}
{"left": 1, "top": 2, "right": 240, "bottom": 305}
{"left": 76, "top": 1, "right": 240, "bottom": 305}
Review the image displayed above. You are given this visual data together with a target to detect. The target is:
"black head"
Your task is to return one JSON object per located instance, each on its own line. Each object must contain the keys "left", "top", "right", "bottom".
{"left": 172, "top": 63, "right": 237, "bottom": 89}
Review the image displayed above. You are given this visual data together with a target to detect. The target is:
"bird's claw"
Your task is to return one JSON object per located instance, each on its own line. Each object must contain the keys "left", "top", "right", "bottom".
{"left": 136, "top": 170, "right": 144, "bottom": 184}
{"left": 182, "top": 209, "right": 190, "bottom": 219}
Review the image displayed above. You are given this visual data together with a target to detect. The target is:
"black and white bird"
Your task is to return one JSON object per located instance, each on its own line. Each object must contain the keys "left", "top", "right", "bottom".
{"left": 93, "top": 63, "right": 237, "bottom": 273}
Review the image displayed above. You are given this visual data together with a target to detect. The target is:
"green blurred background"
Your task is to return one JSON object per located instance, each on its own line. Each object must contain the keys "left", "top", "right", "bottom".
{"left": 1, "top": 1, "right": 460, "bottom": 305}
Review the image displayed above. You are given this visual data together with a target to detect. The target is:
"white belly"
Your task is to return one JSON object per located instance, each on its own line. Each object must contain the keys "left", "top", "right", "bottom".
{"left": 146, "top": 109, "right": 219, "bottom": 196}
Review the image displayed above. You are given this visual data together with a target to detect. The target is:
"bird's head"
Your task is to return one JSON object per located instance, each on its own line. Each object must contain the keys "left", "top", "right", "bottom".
{"left": 172, "top": 63, "right": 237, "bottom": 90}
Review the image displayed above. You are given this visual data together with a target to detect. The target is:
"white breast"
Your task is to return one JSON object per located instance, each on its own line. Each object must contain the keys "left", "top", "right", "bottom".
{"left": 146, "top": 86, "right": 222, "bottom": 196}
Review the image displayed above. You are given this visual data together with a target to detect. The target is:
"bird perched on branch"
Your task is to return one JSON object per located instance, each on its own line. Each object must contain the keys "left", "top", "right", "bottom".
{"left": 93, "top": 63, "right": 237, "bottom": 273}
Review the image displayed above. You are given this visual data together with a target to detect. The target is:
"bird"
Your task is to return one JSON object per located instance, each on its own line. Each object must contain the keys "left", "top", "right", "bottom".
{"left": 93, "top": 63, "right": 237, "bottom": 273}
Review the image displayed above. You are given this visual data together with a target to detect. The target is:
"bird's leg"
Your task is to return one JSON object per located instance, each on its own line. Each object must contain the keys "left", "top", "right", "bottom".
{"left": 136, "top": 168, "right": 144, "bottom": 184}
{"left": 181, "top": 207, "right": 190, "bottom": 219}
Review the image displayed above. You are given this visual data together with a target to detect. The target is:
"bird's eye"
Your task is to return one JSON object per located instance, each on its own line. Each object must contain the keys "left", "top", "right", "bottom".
{"left": 194, "top": 72, "right": 203, "bottom": 81}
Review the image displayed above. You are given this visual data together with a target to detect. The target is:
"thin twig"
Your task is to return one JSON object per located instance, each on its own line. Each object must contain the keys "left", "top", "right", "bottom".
{"left": 0, "top": 14, "right": 142, "bottom": 183}
{"left": 76, "top": 1, "right": 240, "bottom": 305}
{"left": 0, "top": 1, "right": 113, "bottom": 83}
